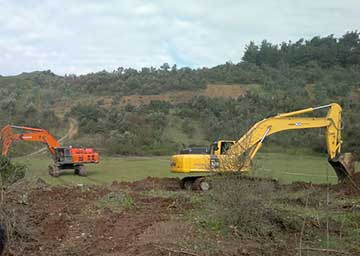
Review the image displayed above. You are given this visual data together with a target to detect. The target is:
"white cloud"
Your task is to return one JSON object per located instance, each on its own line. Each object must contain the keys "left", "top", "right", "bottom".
{"left": 135, "top": 3, "right": 159, "bottom": 15}
{"left": 0, "top": 0, "right": 359, "bottom": 75}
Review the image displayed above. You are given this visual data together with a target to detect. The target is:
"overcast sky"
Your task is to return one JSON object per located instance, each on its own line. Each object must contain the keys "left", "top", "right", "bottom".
{"left": 0, "top": 0, "right": 359, "bottom": 75}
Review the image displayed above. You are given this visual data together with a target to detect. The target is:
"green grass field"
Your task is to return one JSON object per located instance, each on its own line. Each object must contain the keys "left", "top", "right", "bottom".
{"left": 14, "top": 152, "right": 359, "bottom": 185}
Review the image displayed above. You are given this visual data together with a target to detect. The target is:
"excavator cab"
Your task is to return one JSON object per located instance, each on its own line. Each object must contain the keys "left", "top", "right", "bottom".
{"left": 53, "top": 146, "right": 99, "bottom": 166}
{"left": 210, "top": 140, "right": 235, "bottom": 155}
{"left": 54, "top": 147, "right": 73, "bottom": 165}
{"left": 50, "top": 146, "right": 99, "bottom": 177}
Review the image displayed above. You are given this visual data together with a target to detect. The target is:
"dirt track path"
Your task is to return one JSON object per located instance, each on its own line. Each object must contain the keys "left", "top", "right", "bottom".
{"left": 26, "top": 118, "right": 78, "bottom": 157}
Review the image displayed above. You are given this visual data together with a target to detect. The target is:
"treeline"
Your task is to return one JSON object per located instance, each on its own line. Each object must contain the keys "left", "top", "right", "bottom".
{"left": 66, "top": 62, "right": 267, "bottom": 95}
{"left": 242, "top": 31, "right": 360, "bottom": 68}
{"left": 67, "top": 65, "right": 206, "bottom": 95}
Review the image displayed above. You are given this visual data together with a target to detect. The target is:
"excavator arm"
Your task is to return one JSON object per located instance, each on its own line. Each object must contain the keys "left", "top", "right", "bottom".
{"left": 0, "top": 125, "right": 60, "bottom": 156}
{"left": 227, "top": 104, "right": 341, "bottom": 161}
{"left": 222, "top": 103, "right": 351, "bottom": 180}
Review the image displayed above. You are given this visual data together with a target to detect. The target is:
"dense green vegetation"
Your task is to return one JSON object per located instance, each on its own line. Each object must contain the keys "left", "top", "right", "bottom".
{"left": 0, "top": 32, "right": 359, "bottom": 156}
{"left": 193, "top": 174, "right": 360, "bottom": 253}
{"left": 243, "top": 31, "right": 360, "bottom": 67}
{"left": 0, "top": 156, "right": 27, "bottom": 186}
{"left": 67, "top": 102, "right": 176, "bottom": 155}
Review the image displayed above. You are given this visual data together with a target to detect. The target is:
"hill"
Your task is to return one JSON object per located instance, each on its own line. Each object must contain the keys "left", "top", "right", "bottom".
{"left": 0, "top": 31, "right": 359, "bottom": 156}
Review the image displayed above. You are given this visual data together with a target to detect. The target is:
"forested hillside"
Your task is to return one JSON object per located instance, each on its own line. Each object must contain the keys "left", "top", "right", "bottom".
{"left": 1, "top": 31, "right": 359, "bottom": 156}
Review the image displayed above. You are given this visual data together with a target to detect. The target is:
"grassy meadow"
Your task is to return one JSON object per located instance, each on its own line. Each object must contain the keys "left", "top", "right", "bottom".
{"left": 14, "top": 152, "right": 359, "bottom": 185}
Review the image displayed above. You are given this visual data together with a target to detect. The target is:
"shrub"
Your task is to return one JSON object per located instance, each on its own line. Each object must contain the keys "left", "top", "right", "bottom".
{"left": 205, "top": 175, "right": 279, "bottom": 238}
{"left": 97, "top": 191, "right": 135, "bottom": 212}
{"left": 0, "top": 156, "right": 27, "bottom": 187}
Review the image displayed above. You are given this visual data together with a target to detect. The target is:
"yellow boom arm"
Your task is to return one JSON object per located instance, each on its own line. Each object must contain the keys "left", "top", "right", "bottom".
{"left": 221, "top": 103, "right": 350, "bottom": 180}
{"left": 227, "top": 103, "right": 341, "bottom": 161}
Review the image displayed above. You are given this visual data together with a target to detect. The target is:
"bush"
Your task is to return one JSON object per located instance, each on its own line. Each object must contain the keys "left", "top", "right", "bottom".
{"left": 205, "top": 175, "right": 279, "bottom": 238}
{"left": 0, "top": 156, "right": 27, "bottom": 187}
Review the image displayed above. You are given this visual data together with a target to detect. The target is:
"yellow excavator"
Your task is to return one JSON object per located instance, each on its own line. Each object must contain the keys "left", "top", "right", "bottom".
{"left": 170, "top": 103, "right": 356, "bottom": 190}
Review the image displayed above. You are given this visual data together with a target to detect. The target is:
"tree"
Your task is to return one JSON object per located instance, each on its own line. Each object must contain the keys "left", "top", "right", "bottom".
{"left": 242, "top": 41, "right": 259, "bottom": 64}
{"left": 160, "top": 63, "right": 170, "bottom": 71}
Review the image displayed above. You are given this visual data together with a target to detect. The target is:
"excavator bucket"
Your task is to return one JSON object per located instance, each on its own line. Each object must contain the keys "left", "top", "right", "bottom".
{"left": 329, "top": 153, "right": 356, "bottom": 182}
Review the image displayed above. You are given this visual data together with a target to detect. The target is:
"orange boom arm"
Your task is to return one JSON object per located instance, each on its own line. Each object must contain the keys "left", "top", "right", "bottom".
{"left": 0, "top": 125, "right": 60, "bottom": 155}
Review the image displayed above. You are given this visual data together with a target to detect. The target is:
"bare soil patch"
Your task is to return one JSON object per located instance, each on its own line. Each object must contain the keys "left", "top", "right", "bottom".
{"left": 3, "top": 178, "right": 186, "bottom": 256}
{"left": 2, "top": 175, "right": 360, "bottom": 256}
{"left": 121, "top": 84, "right": 247, "bottom": 106}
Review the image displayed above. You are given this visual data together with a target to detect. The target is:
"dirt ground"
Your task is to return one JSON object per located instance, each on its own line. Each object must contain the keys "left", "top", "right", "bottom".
{"left": 289, "top": 172, "right": 360, "bottom": 196}
{"left": 2, "top": 176, "right": 360, "bottom": 256}
{"left": 2, "top": 178, "right": 192, "bottom": 256}
{"left": 121, "top": 84, "right": 246, "bottom": 106}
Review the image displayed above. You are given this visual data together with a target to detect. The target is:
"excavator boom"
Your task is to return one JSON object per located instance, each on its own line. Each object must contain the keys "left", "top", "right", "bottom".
{"left": 1, "top": 125, "right": 61, "bottom": 155}
{"left": 171, "top": 103, "right": 354, "bottom": 183}
{"left": 227, "top": 104, "right": 341, "bottom": 162}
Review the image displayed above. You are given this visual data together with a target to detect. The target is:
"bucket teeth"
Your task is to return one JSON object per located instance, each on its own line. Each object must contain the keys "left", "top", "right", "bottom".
{"left": 329, "top": 153, "right": 356, "bottom": 182}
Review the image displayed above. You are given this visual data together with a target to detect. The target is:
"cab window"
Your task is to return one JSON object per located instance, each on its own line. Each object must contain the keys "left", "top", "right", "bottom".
{"left": 220, "top": 141, "right": 234, "bottom": 154}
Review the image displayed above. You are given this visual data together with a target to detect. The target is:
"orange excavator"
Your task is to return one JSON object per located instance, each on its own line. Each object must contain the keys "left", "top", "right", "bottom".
{"left": 0, "top": 125, "right": 99, "bottom": 177}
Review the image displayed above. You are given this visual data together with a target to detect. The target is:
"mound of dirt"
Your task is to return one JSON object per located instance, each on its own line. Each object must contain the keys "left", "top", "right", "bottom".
{"left": 336, "top": 172, "right": 360, "bottom": 196}
{"left": 288, "top": 172, "right": 360, "bottom": 197}
{"left": 109, "top": 177, "right": 181, "bottom": 192}
{"left": 130, "top": 177, "right": 181, "bottom": 191}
